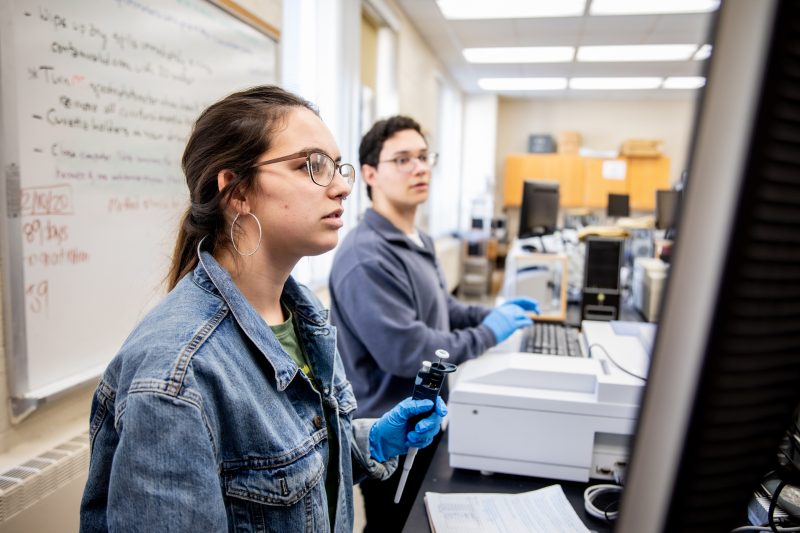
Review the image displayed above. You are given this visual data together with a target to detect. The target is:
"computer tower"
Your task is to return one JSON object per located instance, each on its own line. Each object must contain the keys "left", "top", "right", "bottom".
{"left": 581, "top": 237, "right": 624, "bottom": 321}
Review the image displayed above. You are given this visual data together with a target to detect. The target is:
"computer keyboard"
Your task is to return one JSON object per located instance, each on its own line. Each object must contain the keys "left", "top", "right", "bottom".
{"left": 520, "top": 322, "right": 584, "bottom": 357}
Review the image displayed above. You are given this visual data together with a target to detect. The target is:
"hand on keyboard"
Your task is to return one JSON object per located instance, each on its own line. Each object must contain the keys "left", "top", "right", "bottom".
{"left": 503, "top": 297, "right": 541, "bottom": 316}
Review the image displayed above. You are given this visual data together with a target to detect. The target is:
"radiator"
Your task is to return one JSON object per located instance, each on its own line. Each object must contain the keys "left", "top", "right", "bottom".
{"left": 0, "top": 432, "right": 89, "bottom": 530}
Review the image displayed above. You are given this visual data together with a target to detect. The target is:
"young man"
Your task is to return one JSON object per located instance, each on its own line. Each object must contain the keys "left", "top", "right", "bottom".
{"left": 329, "top": 115, "right": 538, "bottom": 532}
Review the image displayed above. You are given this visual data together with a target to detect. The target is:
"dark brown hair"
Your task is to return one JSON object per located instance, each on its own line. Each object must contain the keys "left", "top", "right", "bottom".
{"left": 167, "top": 85, "right": 318, "bottom": 289}
{"left": 359, "top": 115, "right": 424, "bottom": 200}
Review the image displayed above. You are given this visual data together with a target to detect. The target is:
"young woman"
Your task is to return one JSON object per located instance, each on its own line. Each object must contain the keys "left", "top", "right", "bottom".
{"left": 79, "top": 86, "right": 446, "bottom": 532}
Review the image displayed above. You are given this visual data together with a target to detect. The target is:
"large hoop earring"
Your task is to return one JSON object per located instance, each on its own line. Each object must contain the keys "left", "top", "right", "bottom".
{"left": 230, "top": 212, "right": 262, "bottom": 256}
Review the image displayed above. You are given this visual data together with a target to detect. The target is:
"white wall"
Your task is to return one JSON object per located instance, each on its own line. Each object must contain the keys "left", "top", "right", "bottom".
{"left": 495, "top": 97, "right": 699, "bottom": 193}
{"left": 428, "top": 79, "right": 463, "bottom": 237}
{"left": 281, "top": 0, "right": 361, "bottom": 289}
{"left": 370, "top": 0, "right": 464, "bottom": 237}
{"left": 393, "top": 3, "right": 443, "bottom": 135}
{"left": 461, "top": 95, "right": 499, "bottom": 228}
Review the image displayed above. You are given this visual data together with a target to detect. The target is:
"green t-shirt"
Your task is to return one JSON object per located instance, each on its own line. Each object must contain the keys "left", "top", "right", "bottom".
{"left": 270, "top": 307, "right": 339, "bottom": 529}
{"left": 270, "top": 308, "right": 310, "bottom": 375}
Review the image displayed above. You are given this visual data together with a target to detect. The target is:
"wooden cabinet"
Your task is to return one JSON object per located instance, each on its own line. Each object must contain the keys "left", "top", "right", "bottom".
{"left": 503, "top": 153, "right": 670, "bottom": 210}
{"left": 583, "top": 158, "right": 629, "bottom": 208}
{"left": 504, "top": 153, "right": 585, "bottom": 207}
{"left": 557, "top": 155, "right": 585, "bottom": 207}
{"left": 627, "top": 157, "right": 671, "bottom": 210}
{"left": 503, "top": 153, "right": 560, "bottom": 206}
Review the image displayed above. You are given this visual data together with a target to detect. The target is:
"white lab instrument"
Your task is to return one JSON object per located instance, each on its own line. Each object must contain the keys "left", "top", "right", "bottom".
{"left": 447, "top": 320, "right": 653, "bottom": 482}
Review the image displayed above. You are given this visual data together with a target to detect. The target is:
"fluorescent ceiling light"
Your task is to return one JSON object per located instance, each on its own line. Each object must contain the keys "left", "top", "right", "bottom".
{"left": 693, "top": 44, "right": 712, "bottom": 60}
{"left": 663, "top": 77, "right": 706, "bottom": 89}
{"left": 479, "top": 78, "right": 568, "bottom": 91}
{"left": 437, "top": 0, "right": 586, "bottom": 19}
{"left": 577, "top": 44, "right": 699, "bottom": 62}
{"left": 464, "top": 47, "right": 575, "bottom": 63}
{"left": 570, "top": 77, "right": 662, "bottom": 90}
{"left": 590, "top": 0, "right": 720, "bottom": 15}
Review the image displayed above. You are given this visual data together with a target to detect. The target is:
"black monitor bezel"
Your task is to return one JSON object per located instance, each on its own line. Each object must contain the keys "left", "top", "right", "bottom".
{"left": 654, "top": 189, "right": 680, "bottom": 230}
{"left": 518, "top": 180, "right": 560, "bottom": 239}
{"left": 607, "top": 193, "right": 631, "bottom": 218}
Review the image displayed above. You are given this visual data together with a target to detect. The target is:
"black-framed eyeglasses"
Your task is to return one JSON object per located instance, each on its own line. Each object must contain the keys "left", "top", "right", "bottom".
{"left": 379, "top": 152, "right": 439, "bottom": 173}
{"left": 252, "top": 150, "right": 356, "bottom": 188}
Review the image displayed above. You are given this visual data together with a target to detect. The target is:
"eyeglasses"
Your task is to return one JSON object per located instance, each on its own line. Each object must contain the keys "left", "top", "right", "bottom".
{"left": 252, "top": 150, "right": 356, "bottom": 188}
{"left": 379, "top": 152, "right": 439, "bottom": 173}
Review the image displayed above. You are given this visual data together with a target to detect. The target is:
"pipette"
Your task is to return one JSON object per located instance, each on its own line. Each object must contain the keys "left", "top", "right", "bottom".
{"left": 394, "top": 349, "right": 457, "bottom": 504}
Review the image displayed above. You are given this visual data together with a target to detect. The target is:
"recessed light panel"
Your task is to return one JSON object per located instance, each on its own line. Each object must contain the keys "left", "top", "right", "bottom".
{"left": 663, "top": 77, "right": 706, "bottom": 89}
{"left": 590, "top": 0, "right": 720, "bottom": 16}
{"left": 570, "top": 77, "right": 663, "bottom": 89}
{"left": 437, "top": 0, "right": 586, "bottom": 19}
{"left": 464, "top": 47, "right": 575, "bottom": 63}
{"left": 577, "top": 44, "right": 699, "bottom": 62}
{"left": 478, "top": 78, "right": 569, "bottom": 90}
{"left": 693, "top": 44, "right": 713, "bottom": 60}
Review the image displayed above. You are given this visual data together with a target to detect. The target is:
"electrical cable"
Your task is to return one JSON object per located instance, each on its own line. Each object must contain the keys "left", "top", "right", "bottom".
{"left": 729, "top": 478, "right": 800, "bottom": 533}
{"left": 583, "top": 484, "right": 623, "bottom": 522}
{"left": 730, "top": 472, "right": 800, "bottom": 533}
{"left": 603, "top": 499, "right": 619, "bottom": 522}
{"left": 769, "top": 480, "right": 789, "bottom": 533}
{"left": 588, "top": 343, "right": 647, "bottom": 381}
{"left": 730, "top": 527, "right": 800, "bottom": 532}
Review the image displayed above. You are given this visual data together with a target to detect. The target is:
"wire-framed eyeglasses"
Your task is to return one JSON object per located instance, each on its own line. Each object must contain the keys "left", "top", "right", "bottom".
{"left": 379, "top": 152, "right": 439, "bottom": 173}
{"left": 252, "top": 150, "right": 356, "bottom": 188}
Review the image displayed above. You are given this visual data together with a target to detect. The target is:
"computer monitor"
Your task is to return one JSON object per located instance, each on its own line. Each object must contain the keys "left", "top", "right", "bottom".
{"left": 616, "top": 1, "right": 800, "bottom": 531}
{"left": 654, "top": 189, "right": 680, "bottom": 230}
{"left": 607, "top": 193, "right": 630, "bottom": 218}
{"left": 518, "top": 180, "right": 559, "bottom": 238}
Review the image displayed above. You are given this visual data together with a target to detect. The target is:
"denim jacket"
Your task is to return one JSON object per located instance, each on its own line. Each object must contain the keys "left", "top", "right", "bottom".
{"left": 80, "top": 250, "right": 396, "bottom": 532}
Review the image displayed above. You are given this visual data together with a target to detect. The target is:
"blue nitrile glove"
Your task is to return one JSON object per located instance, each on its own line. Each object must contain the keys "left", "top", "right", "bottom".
{"left": 369, "top": 396, "right": 448, "bottom": 462}
{"left": 481, "top": 297, "right": 541, "bottom": 343}
{"left": 505, "top": 297, "right": 541, "bottom": 315}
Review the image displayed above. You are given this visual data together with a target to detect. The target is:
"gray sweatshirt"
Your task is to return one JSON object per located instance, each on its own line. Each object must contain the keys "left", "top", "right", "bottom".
{"left": 329, "top": 208, "right": 495, "bottom": 418}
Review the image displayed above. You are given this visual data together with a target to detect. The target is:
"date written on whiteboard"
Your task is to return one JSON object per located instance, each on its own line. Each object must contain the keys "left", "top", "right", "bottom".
{"left": 25, "top": 280, "right": 49, "bottom": 316}
{"left": 21, "top": 184, "right": 74, "bottom": 216}
{"left": 23, "top": 219, "right": 69, "bottom": 246}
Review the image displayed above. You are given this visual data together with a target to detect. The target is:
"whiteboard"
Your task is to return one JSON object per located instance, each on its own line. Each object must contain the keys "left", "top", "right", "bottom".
{"left": 0, "top": 0, "right": 277, "bottom": 418}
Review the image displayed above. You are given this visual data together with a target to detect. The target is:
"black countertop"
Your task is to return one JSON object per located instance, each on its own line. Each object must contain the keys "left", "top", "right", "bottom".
{"left": 402, "top": 431, "right": 614, "bottom": 533}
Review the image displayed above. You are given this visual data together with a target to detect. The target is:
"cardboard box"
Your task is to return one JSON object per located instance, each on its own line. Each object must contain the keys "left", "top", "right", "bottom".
{"left": 557, "top": 131, "right": 582, "bottom": 154}
{"left": 620, "top": 139, "right": 663, "bottom": 157}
